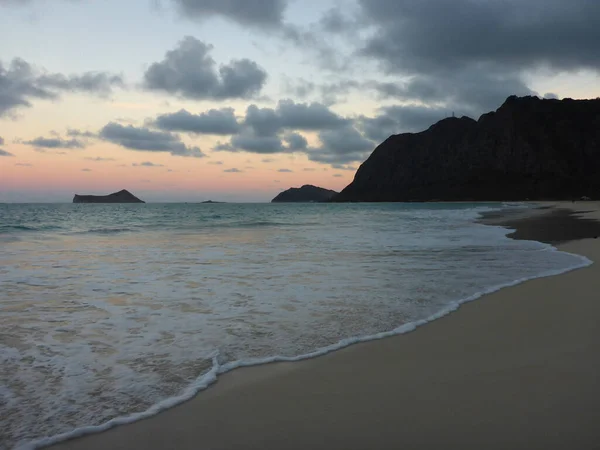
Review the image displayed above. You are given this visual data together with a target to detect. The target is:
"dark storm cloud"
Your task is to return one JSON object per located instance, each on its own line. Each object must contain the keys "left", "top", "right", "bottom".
{"left": 22, "top": 136, "right": 85, "bottom": 149}
{"left": 154, "top": 108, "right": 241, "bottom": 135}
{"left": 0, "top": 149, "right": 14, "bottom": 156}
{"left": 99, "top": 122, "right": 205, "bottom": 158}
{"left": 276, "top": 0, "right": 596, "bottom": 120}
{"left": 0, "top": 58, "right": 123, "bottom": 117}
{"left": 143, "top": 37, "right": 267, "bottom": 100}
{"left": 359, "top": 0, "right": 600, "bottom": 74}
{"left": 169, "top": 0, "right": 288, "bottom": 28}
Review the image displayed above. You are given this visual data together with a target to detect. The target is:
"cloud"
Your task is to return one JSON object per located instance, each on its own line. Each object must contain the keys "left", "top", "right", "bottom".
{"left": 359, "top": 0, "right": 600, "bottom": 73}
{"left": 261, "top": 158, "right": 275, "bottom": 163}
{"left": 0, "top": 149, "right": 14, "bottom": 156}
{"left": 132, "top": 161, "right": 164, "bottom": 167}
{"left": 357, "top": 104, "right": 449, "bottom": 141}
{"left": 0, "top": 58, "right": 123, "bottom": 117}
{"left": 0, "top": 136, "right": 4, "bottom": 145}
{"left": 154, "top": 107, "right": 241, "bottom": 135}
{"left": 229, "top": 133, "right": 284, "bottom": 154}
{"left": 277, "top": 168, "right": 292, "bottom": 172}
{"left": 85, "top": 157, "right": 114, "bottom": 162}
{"left": 223, "top": 167, "right": 242, "bottom": 173}
{"left": 350, "top": 0, "right": 600, "bottom": 115}
{"left": 244, "top": 99, "right": 349, "bottom": 136}
{"left": 208, "top": 160, "right": 223, "bottom": 165}
{"left": 169, "top": 0, "right": 288, "bottom": 28}
{"left": 67, "top": 129, "right": 97, "bottom": 138}
{"left": 303, "top": 168, "right": 316, "bottom": 171}
{"left": 0, "top": 0, "right": 79, "bottom": 5}
{"left": 333, "top": 174, "right": 343, "bottom": 177}
{"left": 307, "top": 125, "right": 375, "bottom": 164}
{"left": 22, "top": 136, "right": 85, "bottom": 149}
{"left": 81, "top": 168, "right": 91, "bottom": 172}
{"left": 99, "top": 122, "right": 205, "bottom": 157}
{"left": 367, "top": 70, "right": 532, "bottom": 116}
{"left": 143, "top": 36, "right": 267, "bottom": 100}
{"left": 283, "top": 132, "right": 308, "bottom": 151}
{"left": 331, "top": 164, "right": 357, "bottom": 171}
{"left": 38, "top": 72, "right": 124, "bottom": 95}
{"left": 217, "top": 100, "right": 349, "bottom": 155}
{"left": 15, "top": 163, "right": 32, "bottom": 166}
{"left": 211, "top": 98, "right": 376, "bottom": 165}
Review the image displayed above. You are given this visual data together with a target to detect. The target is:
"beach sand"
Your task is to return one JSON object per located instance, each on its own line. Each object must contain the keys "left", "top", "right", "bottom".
{"left": 49, "top": 203, "right": 600, "bottom": 450}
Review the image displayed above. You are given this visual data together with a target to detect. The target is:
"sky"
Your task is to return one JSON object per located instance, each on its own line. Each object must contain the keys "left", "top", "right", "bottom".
{"left": 0, "top": 0, "right": 599, "bottom": 202}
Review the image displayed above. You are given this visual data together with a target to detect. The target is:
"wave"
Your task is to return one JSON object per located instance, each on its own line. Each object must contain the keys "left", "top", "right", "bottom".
{"left": 0, "top": 225, "right": 62, "bottom": 233}
{"left": 72, "top": 228, "right": 138, "bottom": 235}
{"left": 21, "top": 237, "right": 593, "bottom": 450}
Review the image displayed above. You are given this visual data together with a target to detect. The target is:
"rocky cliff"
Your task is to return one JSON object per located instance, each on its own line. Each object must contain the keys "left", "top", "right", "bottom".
{"left": 73, "top": 189, "right": 145, "bottom": 203}
{"left": 271, "top": 185, "right": 338, "bottom": 202}
{"left": 335, "top": 96, "right": 600, "bottom": 202}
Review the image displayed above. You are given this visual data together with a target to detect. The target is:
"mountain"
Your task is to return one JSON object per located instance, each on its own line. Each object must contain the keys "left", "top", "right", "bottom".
{"left": 271, "top": 185, "right": 338, "bottom": 202}
{"left": 334, "top": 96, "right": 600, "bottom": 202}
{"left": 73, "top": 189, "right": 145, "bottom": 203}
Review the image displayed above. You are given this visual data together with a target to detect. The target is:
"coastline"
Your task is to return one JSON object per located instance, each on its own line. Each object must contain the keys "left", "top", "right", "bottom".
{"left": 46, "top": 202, "right": 600, "bottom": 450}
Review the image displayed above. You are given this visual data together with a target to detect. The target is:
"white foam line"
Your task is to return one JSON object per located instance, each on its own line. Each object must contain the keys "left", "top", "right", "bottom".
{"left": 22, "top": 226, "right": 594, "bottom": 450}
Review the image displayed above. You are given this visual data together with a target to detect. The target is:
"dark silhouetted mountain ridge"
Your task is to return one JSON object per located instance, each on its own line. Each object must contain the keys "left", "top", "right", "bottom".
{"left": 335, "top": 96, "right": 600, "bottom": 201}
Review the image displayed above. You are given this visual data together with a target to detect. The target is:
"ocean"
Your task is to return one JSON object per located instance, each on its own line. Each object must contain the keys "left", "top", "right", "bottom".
{"left": 0, "top": 202, "right": 591, "bottom": 449}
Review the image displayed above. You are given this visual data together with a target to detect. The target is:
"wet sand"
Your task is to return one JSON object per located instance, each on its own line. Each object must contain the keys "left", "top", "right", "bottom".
{"left": 49, "top": 203, "right": 600, "bottom": 450}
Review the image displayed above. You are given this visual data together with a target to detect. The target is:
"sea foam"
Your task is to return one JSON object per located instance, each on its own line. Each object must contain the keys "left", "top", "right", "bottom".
{"left": 0, "top": 202, "right": 591, "bottom": 449}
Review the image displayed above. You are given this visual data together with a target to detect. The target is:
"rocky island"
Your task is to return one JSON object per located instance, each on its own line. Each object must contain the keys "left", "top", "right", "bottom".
{"left": 271, "top": 185, "right": 338, "bottom": 203}
{"left": 334, "top": 96, "right": 600, "bottom": 202}
{"left": 73, "top": 189, "right": 145, "bottom": 203}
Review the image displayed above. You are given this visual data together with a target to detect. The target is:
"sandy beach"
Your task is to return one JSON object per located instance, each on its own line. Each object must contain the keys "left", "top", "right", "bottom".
{"left": 49, "top": 203, "right": 600, "bottom": 450}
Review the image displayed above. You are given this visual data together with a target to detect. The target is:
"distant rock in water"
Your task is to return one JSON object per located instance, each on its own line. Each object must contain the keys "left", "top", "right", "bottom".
{"left": 271, "top": 185, "right": 338, "bottom": 203}
{"left": 334, "top": 95, "right": 600, "bottom": 202}
{"left": 73, "top": 189, "right": 145, "bottom": 203}
{"left": 201, "top": 200, "right": 225, "bottom": 204}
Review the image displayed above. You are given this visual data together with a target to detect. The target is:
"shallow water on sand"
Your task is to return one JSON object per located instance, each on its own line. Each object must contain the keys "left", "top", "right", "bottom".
{"left": 0, "top": 202, "right": 586, "bottom": 448}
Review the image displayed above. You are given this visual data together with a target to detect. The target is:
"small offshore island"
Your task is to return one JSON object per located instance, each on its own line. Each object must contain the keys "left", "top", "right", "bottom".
{"left": 271, "top": 185, "right": 338, "bottom": 202}
{"left": 73, "top": 189, "right": 145, "bottom": 203}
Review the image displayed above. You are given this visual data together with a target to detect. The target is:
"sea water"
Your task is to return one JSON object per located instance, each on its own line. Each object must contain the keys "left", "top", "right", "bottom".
{"left": 0, "top": 202, "right": 590, "bottom": 449}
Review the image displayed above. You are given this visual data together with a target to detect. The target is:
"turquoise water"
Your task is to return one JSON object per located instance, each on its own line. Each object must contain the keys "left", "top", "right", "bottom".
{"left": 0, "top": 203, "right": 589, "bottom": 449}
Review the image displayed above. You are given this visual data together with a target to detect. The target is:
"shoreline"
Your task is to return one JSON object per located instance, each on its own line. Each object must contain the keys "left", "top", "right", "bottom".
{"left": 44, "top": 203, "right": 600, "bottom": 450}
